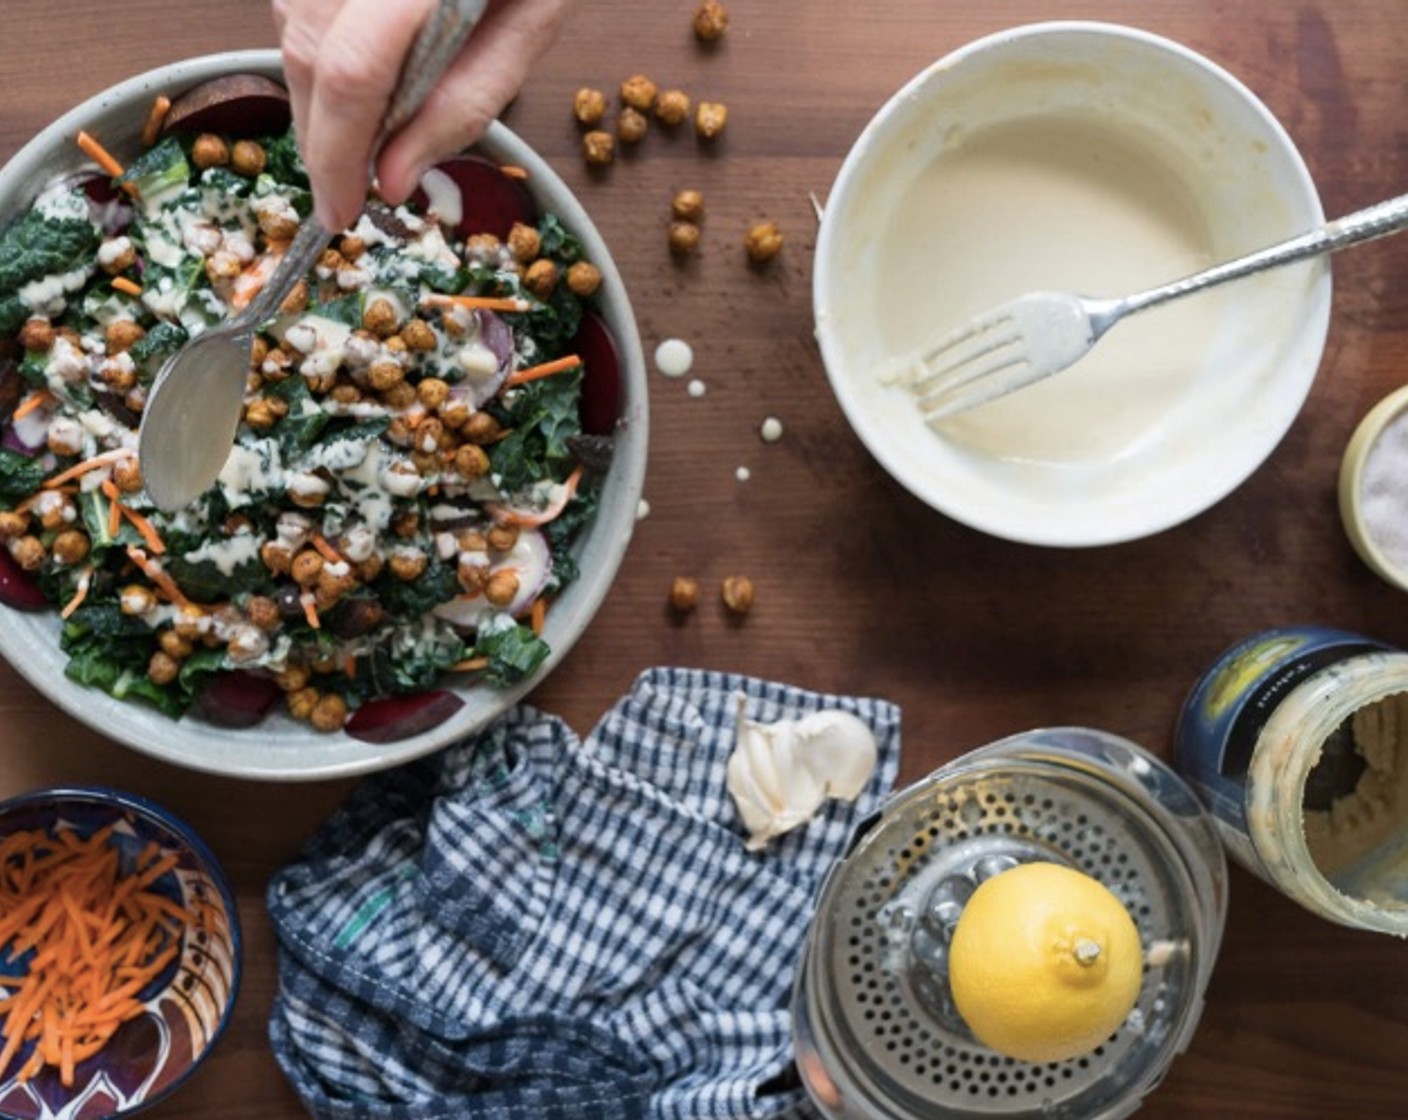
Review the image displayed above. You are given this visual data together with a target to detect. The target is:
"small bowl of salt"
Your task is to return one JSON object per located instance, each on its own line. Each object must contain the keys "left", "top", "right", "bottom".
{"left": 1339, "top": 384, "right": 1408, "bottom": 591}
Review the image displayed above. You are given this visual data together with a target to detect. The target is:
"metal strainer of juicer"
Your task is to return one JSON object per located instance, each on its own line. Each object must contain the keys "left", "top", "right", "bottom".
{"left": 792, "top": 727, "right": 1227, "bottom": 1120}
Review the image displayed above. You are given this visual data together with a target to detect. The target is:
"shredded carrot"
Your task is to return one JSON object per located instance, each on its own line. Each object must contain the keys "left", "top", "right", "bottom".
{"left": 43, "top": 449, "right": 135, "bottom": 490}
{"left": 0, "top": 823, "right": 189, "bottom": 1087}
{"left": 505, "top": 354, "right": 582, "bottom": 388}
{"left": 75, "top": 130, "right": 125, "bottom": 179}
{"left": 530, "top": 596, "right": 547, "bottom": 636}
{"left": 141, "top": 94, "right": 171, "bottom": 147}
{"left": 229, "top": 249, "right": 284, "bottom": 311}
{"left": 310, "top": 532, "right": 343, "bottom": 565}
{"left": 300, "top": 590, "right": 320, "bottom": 630}
{"left": 487, "top": 464, "right": 584, "bottom": 528}
{"left": 59, "top": 567, "right": 93, "bottom": 621}
{"left": 125, "top": 547, "right": 190, "bottom": 609}
{"left": 343, "top": 654, "right": 357, "bottom": 680}
{"left": 420, "top": 293, "right": 531, "bottom": 314}
{"left": 499, "top": 164, "right": 529, "bottom": 180}
{"left": 111, "top": 276, "right": 142, "bottom": 297}
{"left": 12, "top": 390, "right": 55, "bottom": 422}
{"left": 100, "top": 479, "right": 123, "bottom": 539}
{"left": 450, "top": 656, "right": 490, "bottom": 673}
{"left": 118, "top": 505, "right": 165, "bottom": 556}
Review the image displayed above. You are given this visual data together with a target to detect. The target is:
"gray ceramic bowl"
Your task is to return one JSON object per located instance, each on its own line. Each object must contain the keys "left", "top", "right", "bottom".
{"left": 0, "top": 50, "right": 647, "bottom": 780}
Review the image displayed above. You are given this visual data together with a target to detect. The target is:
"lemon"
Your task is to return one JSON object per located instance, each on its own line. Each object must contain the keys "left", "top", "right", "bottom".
{"left": 948, "top": 861, "right": 1143, "bottom": 1064}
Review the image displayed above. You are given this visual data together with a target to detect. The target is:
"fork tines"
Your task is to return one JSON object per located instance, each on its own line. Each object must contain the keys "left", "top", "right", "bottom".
{"left": 908, "top": 314, "right": 1028, "bottom": 410}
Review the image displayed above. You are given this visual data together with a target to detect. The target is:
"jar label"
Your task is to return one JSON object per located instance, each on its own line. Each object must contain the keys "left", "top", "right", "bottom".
{"left": 1174, "top": 626, "right": 1386, "bottom": 840}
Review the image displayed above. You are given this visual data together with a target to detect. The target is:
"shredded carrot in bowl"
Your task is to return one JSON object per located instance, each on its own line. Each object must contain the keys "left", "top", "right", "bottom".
{"left": 0, "top": 822, "right": 193, "bottom": 1087}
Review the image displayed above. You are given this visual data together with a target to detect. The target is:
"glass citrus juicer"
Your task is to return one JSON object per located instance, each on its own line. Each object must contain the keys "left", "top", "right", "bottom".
{"left": 792, "top": 727, "right": 1227, "bottom": 1120}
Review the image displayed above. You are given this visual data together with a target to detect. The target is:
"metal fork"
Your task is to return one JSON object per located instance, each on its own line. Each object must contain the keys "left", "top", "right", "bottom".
{"left": 885, "top": 191, "right": 1408, "bottom": 425}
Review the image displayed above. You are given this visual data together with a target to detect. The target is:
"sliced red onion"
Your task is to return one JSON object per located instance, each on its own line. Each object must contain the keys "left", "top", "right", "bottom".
{"left": 431, "top": 527, "right": 552, "bottom": 631}
{"left": 446, "top": 310, "right": 514, "bottom": 408}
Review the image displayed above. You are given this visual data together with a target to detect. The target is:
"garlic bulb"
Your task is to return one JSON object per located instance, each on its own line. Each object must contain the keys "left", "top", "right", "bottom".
{"left": 726, "top": 696, "right": 878, "bottom": 850}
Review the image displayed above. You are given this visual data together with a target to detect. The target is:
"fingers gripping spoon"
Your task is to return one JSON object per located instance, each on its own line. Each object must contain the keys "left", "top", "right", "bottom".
{"left": 138, "top": 0, "right": 487, "bottom": 511}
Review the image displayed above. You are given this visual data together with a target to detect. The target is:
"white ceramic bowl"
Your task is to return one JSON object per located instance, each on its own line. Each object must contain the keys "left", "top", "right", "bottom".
{"left": 0, "top": 50, "right": 647, "bottom": 780}
{"left": 815, "top": 22, "right": 1330, "bottom": 547}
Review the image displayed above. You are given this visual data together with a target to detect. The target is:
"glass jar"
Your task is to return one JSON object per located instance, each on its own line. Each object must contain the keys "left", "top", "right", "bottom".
{"left": 1175, "top": 624, "right": 1408, "bottom": 935}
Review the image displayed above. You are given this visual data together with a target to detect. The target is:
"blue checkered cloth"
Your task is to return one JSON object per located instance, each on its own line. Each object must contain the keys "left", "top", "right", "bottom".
{"left": 267, "top": 667, "right": 902, "bottom": 1120}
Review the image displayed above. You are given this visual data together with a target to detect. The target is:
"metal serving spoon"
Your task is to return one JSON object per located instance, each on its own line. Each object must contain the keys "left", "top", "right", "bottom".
{"left": 139, "top": 0, "right": 486, "bottom": 511}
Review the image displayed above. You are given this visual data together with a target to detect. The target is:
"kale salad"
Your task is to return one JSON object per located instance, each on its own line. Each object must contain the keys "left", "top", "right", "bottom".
{"left": 0, "top": 78, "right": 618, "bottom": 738}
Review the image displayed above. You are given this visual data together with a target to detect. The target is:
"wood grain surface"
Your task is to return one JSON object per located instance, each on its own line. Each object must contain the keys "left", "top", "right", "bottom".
{"left": 5, "top": 1, "right": 1408, "bottom": 1116}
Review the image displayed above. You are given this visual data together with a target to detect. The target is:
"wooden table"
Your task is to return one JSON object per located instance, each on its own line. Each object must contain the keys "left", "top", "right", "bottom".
{"left": 5, "top": 1, "right": 1408, "bottom": 1115}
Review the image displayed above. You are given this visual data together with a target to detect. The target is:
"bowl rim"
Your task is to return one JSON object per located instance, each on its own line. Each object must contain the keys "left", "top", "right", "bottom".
{"left": 812, "top": 19, "right": 1331, "bottom": 547}
{"left": 0, "top": 50, "right": 648, "bottom": 780}
{"left": 0, "top": 785, "right": 242, "bottom": 1118}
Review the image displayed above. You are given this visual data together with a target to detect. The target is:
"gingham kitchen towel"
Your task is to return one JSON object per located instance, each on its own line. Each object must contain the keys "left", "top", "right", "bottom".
{"left": 267, "top": 667, "right": 902, "bottom": 1120}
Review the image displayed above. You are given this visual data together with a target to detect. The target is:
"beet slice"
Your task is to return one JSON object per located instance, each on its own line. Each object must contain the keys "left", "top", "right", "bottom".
{"left": 162, "top": 73, "right": 292, "bottom": 138}
{"left": 345, "top": 689, "right": 465, "bottom": 744}
{"left": 0, "top": 550, "right": 48, "bottom": 612}
{"left": 193, "top": 670, "right": 282, "bottom": 728}
{"left": 570, "top": 310, "right": 623, "bottom": 435}
{"left": 411, "top": 155, "right": 536, "bottom": 240}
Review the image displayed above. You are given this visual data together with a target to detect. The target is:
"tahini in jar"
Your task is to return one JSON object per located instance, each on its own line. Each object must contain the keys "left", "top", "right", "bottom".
{"left": 1175, "top": 625, "right": 1408, "bottom": 935}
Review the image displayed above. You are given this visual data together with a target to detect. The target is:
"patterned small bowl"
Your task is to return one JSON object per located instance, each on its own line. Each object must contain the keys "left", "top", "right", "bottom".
{"left": 0, "top": 788, "right": 241, "bottom": 1120}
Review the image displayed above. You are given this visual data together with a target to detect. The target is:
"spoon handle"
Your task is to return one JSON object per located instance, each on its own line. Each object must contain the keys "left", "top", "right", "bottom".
{"left": 236, "top": 0, "right": 487, "bottom": 329}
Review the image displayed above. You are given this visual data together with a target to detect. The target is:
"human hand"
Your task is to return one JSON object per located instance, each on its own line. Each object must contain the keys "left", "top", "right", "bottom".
{"left": 272, "top": 0, "right": 573, "bottom": 231}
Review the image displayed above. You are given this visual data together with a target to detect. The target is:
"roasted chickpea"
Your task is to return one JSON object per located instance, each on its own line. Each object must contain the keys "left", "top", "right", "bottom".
{"left": 158, "top": 628, "right": 195, "bottom": 659}
{"left": 310, "top": 693, "right": 349, "bottom": 732}
{"left": 583, "top": 130, "right": 616, "bottom": 166}
{"left": 507, "top": 222, "right": 541, "bottom": 263}
{"left": 362, "top": 297, "right": 401, "bottom": 338}
{"left": 523, "top": 259, "right": 559, "bottom": 300}
{"left": 330, "top": 383, "right": 363, "bottom": 406}
{"left": 280, "top": 280, "right": 310, "bottom": 315}
{"left": 291, "top": 549, "right": 324, "bottom": 587}
{"left": 391, "top": 510, "right": 420, "bottom": 539}
{"left": 417, "top": 377, "right": 451, "bottom": 410}
{"left": 440, "top": 398, "right": 472, "bottom": 430}
{"left": 401, "top": 318, "right": 437, "bottom": 352}
{"left": 721, "top": 575, "right": 755, "bottom": 615}
{"left": 695, "top": 101, "right": 728, "bottom": 139}
{"left": 669, "top": 576, "right": 700, "bottom": 613}
{"left": 17, "top": 318, "right": 54, "bottom": 351}
{"left": 172, "top": 605, "right": 205, "bottom": 641}
{"left": 620, "top": 74, "right": 658, "bottom": 111}
{"left": 672, "top": 189, "right": 705, "bottom": 223}
{"left": 148, "top": 650, "right": 181, "bottom": 686}
{"left": 51, "top": 530, "right": 90, "bottom": 566}
{"left": 462, "top": 233, "right": 502, "bottom": 264}
{"left": 693, "top": 0, "right": 729, "bottom": 40}
{"left": 668, "top": 220, "right": 702, "bottom": 255}
{"left": 656, "top": 89, "right": 692, "bottom": 127}
{"left": 99, "top": 358, "right": 136, "bottom": 391}
{"left": 191, "top": 133, "right": 230, "bottom": 169}
{"left": 368, "top": 359, "right": 405, "bottom": 393}
{"left": 454, "top": 443, "right": 491, "bottom": 478}
{"left": 461, "top": 412, "right": 500, "bottom": 444}
{"left": 230, "top": 139, "right": 267, "bottom": 177}
{"left": 0, "top": 510, "right": 31, "bottom": 543}
{"left": 355, "top": 554, "right": 384, "bottom": 583}
{"left": 566, "top": 260, "right": 603, "bottom": 298}
{"left": 573, "top": 87, "right": 608, "bottom": 126}
{"left": 745, "top": 220, "right": 784, "bottom": 263}
{"left": 123, "top": 385, "right": 147, "bottom": 414}
{"left": 8, "top": 536, "right": 45, "bottom": 572}
{"left": 338, "top": 234, "right": 367, "bottom": 260}
{"left": 111, "top": 455, "right": 144, "bottom": 494}
{"left": 617, "top": 107, "right": 649, "bottom": 144}
{"left": 241, "top": 595, "right": 279, "bottom": 632}
{"left": 275, "top": 663, "right": 311, "bottom": 692}
{"left": 483, "top": 569, "right": 521, "bottom": 608}
{"left": 258, "top": 208, "right": 300, "bottom": 242}
{"left": 119, "top": 584, "right": 157, "bottom": 616}
{"left": 287, "top": 686, "right": 320, "bottom": 721}
{"left": 244, "top": 397, "right": 283, "bottom": 430}
{"left": 389, "top": 550, "right": 428, "bottom": 581}
{"left": 487, "top": 522, "right": 520, "bottom": 553}
{"left": 106, "top": 319, "right": 145, "bottom": 355}
{"left": 100, "top": 238, "right": 138, "bottom": 275}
